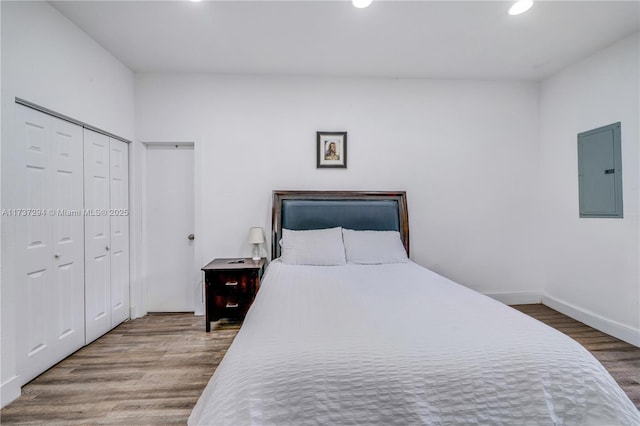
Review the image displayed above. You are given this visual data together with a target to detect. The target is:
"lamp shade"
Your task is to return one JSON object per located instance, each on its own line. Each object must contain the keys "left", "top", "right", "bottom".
{"left": 248, "top": 227, "right": 265, "bottom": 244}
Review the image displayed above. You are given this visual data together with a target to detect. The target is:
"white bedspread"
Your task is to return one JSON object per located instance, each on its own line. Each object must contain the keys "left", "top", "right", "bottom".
{"left": 189, "top": 261, "right": 639, "bottom": 425}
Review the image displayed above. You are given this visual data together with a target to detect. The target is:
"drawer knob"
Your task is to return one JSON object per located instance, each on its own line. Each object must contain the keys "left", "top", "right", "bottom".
{"left": 225, "top": 281, "right": 238, "bottom": 286}
{"left": 226, "top": 303, "right": 239, "bottom": 308}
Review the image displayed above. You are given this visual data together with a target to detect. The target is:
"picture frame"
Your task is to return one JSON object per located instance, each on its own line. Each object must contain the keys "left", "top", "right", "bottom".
{"left": 316, "top": 131, "right": 347, "bottom": 169}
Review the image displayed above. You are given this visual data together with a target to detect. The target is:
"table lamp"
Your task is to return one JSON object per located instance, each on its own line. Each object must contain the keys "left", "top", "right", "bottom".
{"left": 248, "top": 227, "right": 265, "bottom": 261}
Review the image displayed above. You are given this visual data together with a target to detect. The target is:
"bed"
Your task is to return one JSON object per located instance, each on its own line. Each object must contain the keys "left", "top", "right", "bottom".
{"left": 189, "top": 191, "right": 639, "bottom": 425}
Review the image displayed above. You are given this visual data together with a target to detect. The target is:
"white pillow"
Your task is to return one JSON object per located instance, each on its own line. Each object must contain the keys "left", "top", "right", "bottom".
{"left": 280, "top": 227, "right": 346, "bottom": 265}
{"left": 342, "top": 229, "right": 409, "bottom": 264}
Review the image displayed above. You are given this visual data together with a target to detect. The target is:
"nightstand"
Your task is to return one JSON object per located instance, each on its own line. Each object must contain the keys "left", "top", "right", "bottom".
{"left": 201, "top": 258, "right": 266, "bottom": 332}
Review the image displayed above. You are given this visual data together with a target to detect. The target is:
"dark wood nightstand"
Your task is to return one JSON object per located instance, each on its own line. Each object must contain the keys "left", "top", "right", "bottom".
{"left": 201, "top": 258, "right": 266, "bottom": 332}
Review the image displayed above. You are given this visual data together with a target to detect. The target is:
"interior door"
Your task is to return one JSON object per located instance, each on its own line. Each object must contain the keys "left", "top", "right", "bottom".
{"left": 109, "top": 139, "right": 130, "bottom": 327}
{"left": 16, "top": 105, "right": 54, "bottom": 382}
{"left": 146, "top": 145, "right": 195, "bottom": 312}
{"left": 84, "top": 129, "right": 112, "bottom": 343}
{"left": 50, "top": 117, "right": 86, "bottom": 360}
{"left": 16, "top": 105, "right": 84, "bottom": 383}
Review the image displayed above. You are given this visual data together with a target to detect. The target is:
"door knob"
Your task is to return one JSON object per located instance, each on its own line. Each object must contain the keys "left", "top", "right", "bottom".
{"left": 54, "top": 253, "right": 60, "bottom": 259}
{"left": 188, "top": 234, "right": 195, "bottom": 240}
{"left": 105, "top": 246, "right": 110, "bottom": 251}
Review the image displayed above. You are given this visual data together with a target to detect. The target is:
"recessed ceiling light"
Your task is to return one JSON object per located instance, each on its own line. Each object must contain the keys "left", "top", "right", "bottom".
{"left": 509, "top": 0, "right": 533, "bottom": 16}
{"left": 353, "top": 0, "right": 373, "bottom": 9}
{"left": 190, "top": 0, "right": 202, "bottom": 3}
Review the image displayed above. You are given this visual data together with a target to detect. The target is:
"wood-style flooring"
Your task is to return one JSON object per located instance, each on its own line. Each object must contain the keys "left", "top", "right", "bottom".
{"left": 1, "top": 305, "right": 638, "bottom": 424}
{"left": 0, "top": 314, "right": 241, "bottom": 425}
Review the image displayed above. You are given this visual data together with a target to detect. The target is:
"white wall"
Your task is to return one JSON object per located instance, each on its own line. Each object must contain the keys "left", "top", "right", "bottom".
{"left": 539, "top": 33, "right": 640, "bottom": 345}
{"left": 136, "top": 74, "right": 542, "bottom": 299}
{"left": 1, "top": 1, "right": 136, "bottom": 406}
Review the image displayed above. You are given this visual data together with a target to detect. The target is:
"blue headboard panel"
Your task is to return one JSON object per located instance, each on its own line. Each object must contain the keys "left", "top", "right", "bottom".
{"left": 272, "top": 191, "right": 409, "bottom": 259}
{"left": 282, "top": 200, "right": 400, "bottom": 232}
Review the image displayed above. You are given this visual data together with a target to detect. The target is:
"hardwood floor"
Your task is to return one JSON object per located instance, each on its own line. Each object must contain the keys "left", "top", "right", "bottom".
{"left": 0, "top": 314, "right": 241, "bottom": 425}
{"left": 1, "top": 305, "right": 638, "bottom": 424}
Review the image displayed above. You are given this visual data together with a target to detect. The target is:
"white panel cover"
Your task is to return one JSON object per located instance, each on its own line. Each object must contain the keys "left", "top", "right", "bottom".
{"left": 189, "top": 261, "right": 639, "bottom": 425}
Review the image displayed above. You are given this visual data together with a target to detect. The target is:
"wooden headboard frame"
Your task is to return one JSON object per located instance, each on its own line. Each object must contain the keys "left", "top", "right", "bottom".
{"left": 271, "top": 190, "right": 409, "bottom": 260}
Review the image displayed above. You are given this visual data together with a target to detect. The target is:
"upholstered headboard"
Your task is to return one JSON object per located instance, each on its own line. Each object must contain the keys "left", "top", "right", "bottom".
{"left": 271, "top": 191, "right": 409, "bottom": 259}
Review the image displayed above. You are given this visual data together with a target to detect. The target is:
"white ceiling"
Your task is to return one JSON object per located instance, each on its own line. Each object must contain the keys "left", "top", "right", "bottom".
{"left": 50, "top": 0, "right": 640, "bottom": 80}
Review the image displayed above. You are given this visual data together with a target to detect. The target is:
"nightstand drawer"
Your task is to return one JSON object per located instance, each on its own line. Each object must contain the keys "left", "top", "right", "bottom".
{"left": 212, "top": 294, "right": 246, "bottom": 311}
{"left": 210, "top": 271, "right": 256, "bottom": 292}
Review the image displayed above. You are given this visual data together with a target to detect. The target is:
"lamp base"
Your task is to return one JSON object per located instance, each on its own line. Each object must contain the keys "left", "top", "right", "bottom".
{"left": 251, "top": 243, "right": 261, "bottom": 261}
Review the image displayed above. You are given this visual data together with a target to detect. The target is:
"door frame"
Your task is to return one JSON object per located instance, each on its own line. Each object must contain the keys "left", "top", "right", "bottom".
{"left": 140, "top": 140, "right": 204, "bottom": 315}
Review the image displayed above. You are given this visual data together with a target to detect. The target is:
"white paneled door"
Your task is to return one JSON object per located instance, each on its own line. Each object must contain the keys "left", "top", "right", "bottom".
{"left": 84, "top": 129, "right": 130, "bottom": 343}
{"left": 84, "top": 130, "right": 112, "bottom": 343}
{"left": 16, "top": 105, "right": 85, "bottom": 383}
{"left": 146, "top": 145, "right": 195, "bottom": 312}
{"left": 109, "top": 139, "right": 130, "bottom": 327}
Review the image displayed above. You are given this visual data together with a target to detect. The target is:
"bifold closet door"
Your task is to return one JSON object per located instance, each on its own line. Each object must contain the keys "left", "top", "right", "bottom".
{"left": 84, "top": 129, "right": 130, "bottom": 343}
{"left": 84, "top": 130, "right": 112, "bottom": 343}
{"left": 109, "top": 139, "right": 130, "bottom": 328}
{"left": 15, "top": 105, "right": 85, "bottom": 383}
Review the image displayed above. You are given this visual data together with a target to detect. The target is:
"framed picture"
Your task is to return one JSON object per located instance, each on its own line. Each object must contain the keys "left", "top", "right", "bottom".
{"left": 317, "top": 131, "right": 347, "bottom": 169}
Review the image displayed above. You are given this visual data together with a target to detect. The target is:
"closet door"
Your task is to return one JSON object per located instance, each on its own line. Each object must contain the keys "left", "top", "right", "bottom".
{"left": 15, "top": 106, "right": 84, "bottom": 383}
{"left": 50, "top": 118, "right": 86, "bottom": 360}
{"left": 109, "top": 139, "right": 130, "bottom": 327}
{"left": 84, "top": 129, "right": 112, "bottom": 343}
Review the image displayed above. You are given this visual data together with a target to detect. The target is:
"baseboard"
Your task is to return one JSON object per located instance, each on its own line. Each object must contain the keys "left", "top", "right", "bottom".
{"left": 1, "top": 375, "right": 21, "bottom": 408}
{"left": 485, "top": 292, "right": 543, "bottom": 305}
{"left": 194, "top": 304, "right": 205, "bottom": 316}
{"left": 542, "top": 295, "right": 640, "bottom": 348}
